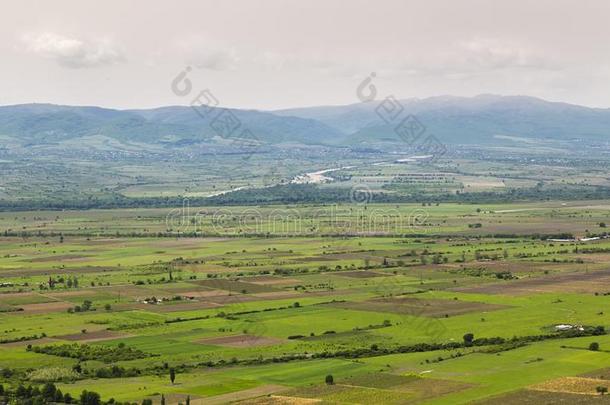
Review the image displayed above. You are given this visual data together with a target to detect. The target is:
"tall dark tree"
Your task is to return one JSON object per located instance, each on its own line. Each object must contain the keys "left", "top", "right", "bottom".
{"left": 170, "top": 368, "right": 176, "bottom": 384}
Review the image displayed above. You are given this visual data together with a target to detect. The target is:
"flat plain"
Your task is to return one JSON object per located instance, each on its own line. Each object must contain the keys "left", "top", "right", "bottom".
{"left": 2, "top": 200, "right": 610, "bottom": 403}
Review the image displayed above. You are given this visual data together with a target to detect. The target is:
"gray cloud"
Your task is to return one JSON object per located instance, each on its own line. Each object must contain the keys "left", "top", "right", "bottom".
{"left": 22, "top": 32, "right": 125, "bottom": 68}
{"left": 3, "top": 0, "right": 610, "bottom": 109}
{"left": 177, "top": 37, "right": 239, "bottom": 71}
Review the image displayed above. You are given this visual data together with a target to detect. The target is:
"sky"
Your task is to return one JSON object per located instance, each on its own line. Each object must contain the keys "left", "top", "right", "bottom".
{"left": 1, "top": 0, "right": 610, "bottom": 110}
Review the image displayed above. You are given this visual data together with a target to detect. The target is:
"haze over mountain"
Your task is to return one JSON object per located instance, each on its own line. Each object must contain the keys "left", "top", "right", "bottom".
{"left": 0, "top": 104, "right": 344, "bottom": 149}
{"left": 2, "top": 95, "right": 610, "bottom": 151}
{"left": 277, "top": 94, "right": 610, "bottom": 145}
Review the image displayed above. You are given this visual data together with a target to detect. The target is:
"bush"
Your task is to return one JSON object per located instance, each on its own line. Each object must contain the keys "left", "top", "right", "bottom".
{"left": 81, "top": 390, "right": 101, "bottom": 405}
{"left": 27, "top": 367, "right": 79, "bottom": 382}
{"left": 590, "top": 342, "right": 600, "bottom": 351}
{"left": 30, "top": 343, "right": 155, "bottom": 363}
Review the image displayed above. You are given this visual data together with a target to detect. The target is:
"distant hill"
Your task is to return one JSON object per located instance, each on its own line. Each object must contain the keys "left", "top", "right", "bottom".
{"left": 276, "top": 95, "right": 610, "bottom": 145}
{"left": 0, "top": 103, "right": 345, "bottom": 149}
{"left": 2, "top": 95, "right": 610, "bottom": 151}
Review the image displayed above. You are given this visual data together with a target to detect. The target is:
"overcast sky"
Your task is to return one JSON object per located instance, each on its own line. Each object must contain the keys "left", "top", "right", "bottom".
{"left": 1, "top": 0, "right": 610, "bottom": 110}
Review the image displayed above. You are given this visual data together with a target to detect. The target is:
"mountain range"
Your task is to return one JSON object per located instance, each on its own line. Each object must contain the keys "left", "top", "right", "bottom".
{"left": 1, "top": 95, "right": 610, "bottom": 150}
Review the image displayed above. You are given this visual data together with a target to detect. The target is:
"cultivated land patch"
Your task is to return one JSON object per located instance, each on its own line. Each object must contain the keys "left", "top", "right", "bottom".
{"left": 251, "top": 291, "right": 305, "bottom": 300}
{"left": 287, "top": 384, "right": 412, "bottom": 404}
{"left": 335, "top": 270, "right": 389, "bottom": 278}
{"left": 243, "top": 275, "right": 301, "bottom": 286}
{"left": 0, "top": 292, "right": 56, "bottom": 305}
{"left": 581, "top": 368, "right": 610, "bottom": 380}
{"left": 0, "top": 266, "right": 119, "bottom": 277}
{"left": 55, "top": 330, "right": 130, "bottom": 342}
{"left": 342, "top": 373, "right": 474, "bottom": 401}
{"left": 147, "top": 393, "right": 202, "bottom": 405}
{"left": 529, "top": 376, "right": 610, "bottom": 396}
{"left": 180, "top": 289, "right": 231, "bottom": 298}
{"left": 16, "top": 301, "right": 74, "bottom": 314}
{"left": 96, "top": 284, "right": 170, "bottom": 299}
{"left": 444, "top": 260, "right": 584, "bottom": 275}
{"left": 205, "top": 294, "right": 260, "bottom": 305}
{"left": 199, "top": 385, "right": 290, "bottom": 405}
{"left": 196, "top": 334, "right": 284, "bottom": 347}
{"left": 26, "top": 254, "right": 91, "bottom": 263}
{"left": 457, "top": 268, "right": 610, "bottom": 295}
{"left": 283, "top": 374, "right": 473, "bottom": 404}
{"left": 479, "top": 389, "right": 610, "bottom": 404}
{"left": 44, "top": 289, "right": 98, "bottom": 298}
{"left": 330, "top": 296, "right": 509, "bottom": 317}
{"left": 239, "top": 396, "right": 321, "bottom": 404}
{"left": 192, "top": 279, "right": 279, "bottom": 294}
{"left": 130, "top": 300, "right": 222, "bottom": 313}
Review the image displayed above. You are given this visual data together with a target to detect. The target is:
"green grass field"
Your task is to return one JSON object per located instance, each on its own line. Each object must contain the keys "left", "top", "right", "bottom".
{"left": 2, "top": 200, "right": 610, "bottom": 403}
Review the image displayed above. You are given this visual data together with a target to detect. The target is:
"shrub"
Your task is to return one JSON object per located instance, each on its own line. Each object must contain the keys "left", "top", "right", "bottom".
{"left": 27, "top": 367, "right": 79, "bottom": 382}
{"left": 30, "top": 343, "right": 155, "bottom": 363}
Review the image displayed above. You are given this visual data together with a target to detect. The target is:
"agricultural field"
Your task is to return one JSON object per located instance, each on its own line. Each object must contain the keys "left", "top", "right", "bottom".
{"left": 2, "top": 200, "right": 610, "bottom": 404}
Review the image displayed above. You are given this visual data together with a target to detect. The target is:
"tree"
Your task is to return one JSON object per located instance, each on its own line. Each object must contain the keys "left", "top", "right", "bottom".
{"left": 589, "top": 342, "right": 600, "bottom": 351}
{"left": 325, "top": 374, "right": 334, "bottom": 385}
{"left": 186, "top": 396, "right": 190, "bottom": 405}
{"left": 42, "top": 383, "right": 56, "bottom": 399}
{"left": 64, "top": 393, "right": 73, "bottom": 404}
{"left": 596, "top": 386, "right": 608, "bottom": 395}
{"left": 170, "top": 368, "right": 176, "bottom": 384}
{"left": 161, "top": 394, "right": 166, "bottom": 405}
{"left": 80, "top": 390, "right": 101, "bottom": 405}
{"left": 16, "top": 385, "right": 27, "bottom": 398}
{"left": 142, "top": 400, "right": 153, "bottom": 405}
{"left": 432, "top": 253, "right": 441, "bottom": 264}
{"left": 463, "top": 333, "right": 474, "bottom": 347}
{"left": 82, "top": 300, "right": 92, "bottom": 311}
